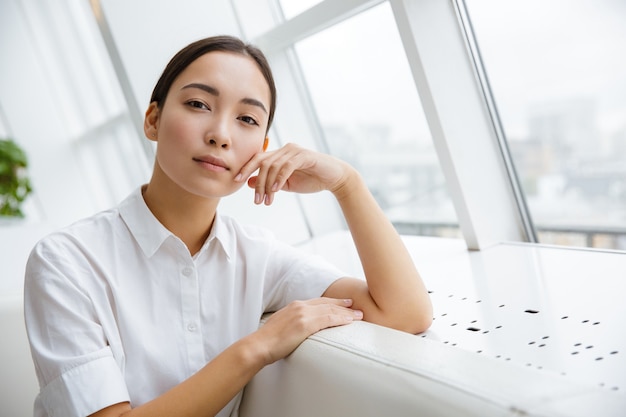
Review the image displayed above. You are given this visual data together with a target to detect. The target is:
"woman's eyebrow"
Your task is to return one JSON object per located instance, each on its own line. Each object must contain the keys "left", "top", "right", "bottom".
{"left": 182, "top": 83, "right": 219, "bottom": 96}
{"left": 241, "top": 98, "right": 267, "bottom": 114}
{"left": 182, "top": 83, "right": 267, "bottom": 114}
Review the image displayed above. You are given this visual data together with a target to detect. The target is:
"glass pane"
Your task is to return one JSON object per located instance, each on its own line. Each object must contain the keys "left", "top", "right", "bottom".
{"left": 294, "top": 2, "right": 459, "bottom": 237}
{"left": 233, "top": 0, "right": 322, "bottom": 39}
{"left": 466, "top": 0, "right": 626, "bottom": 250}
{"left": 279, "top": 0, "right": 323, "bottom": 19}
{"left": 22, "top": 0, "right": 127, "bottom": 140}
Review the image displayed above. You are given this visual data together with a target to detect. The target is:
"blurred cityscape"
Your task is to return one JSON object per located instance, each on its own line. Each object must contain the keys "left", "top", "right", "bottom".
{"left": 508, "top": 98, "right": 626, "bottom": 249}
{"left": 325, "top": 123, "right": 460, "bottom": 240}
{"left": 323, "top": 96, "right": 626, "bottom": 250}
{"left": 509, "top": 97, "right": 626, "bottom": 249}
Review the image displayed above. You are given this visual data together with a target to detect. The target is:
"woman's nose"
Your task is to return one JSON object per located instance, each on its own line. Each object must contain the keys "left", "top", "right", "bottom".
{"left": 208, "top": 137, "right": 230, "bottom": 149}
{"left": 205, "top": 120, "right": 231, "bottom": 149}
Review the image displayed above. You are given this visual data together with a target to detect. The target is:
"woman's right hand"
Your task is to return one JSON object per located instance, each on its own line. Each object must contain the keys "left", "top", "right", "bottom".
{"left": 250, "top": 298, "right": 363, "bottom": 365}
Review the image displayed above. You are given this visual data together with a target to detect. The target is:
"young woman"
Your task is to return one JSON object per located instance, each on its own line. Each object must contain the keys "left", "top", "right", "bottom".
{"left": 24, "top": 35, "right": 432, "bottom": 417}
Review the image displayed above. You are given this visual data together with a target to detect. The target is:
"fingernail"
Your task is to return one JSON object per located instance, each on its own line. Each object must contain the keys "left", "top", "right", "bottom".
{"left": 271, "top": 182, "right": 279, "bottom": 192}
{"left": 343, "top": 299, "right": 352, "bottom": 305}
{"left": 255, "top": 193, "right": 261, "bottom": 204}
{"left": 353, "top": 310, "right": 363, "bottom": 319}
{"left": 264, "top": 194, "right": 271, "bottom": 205}
{"left": 235, "top": 173, "right": 243, "bottom": 181}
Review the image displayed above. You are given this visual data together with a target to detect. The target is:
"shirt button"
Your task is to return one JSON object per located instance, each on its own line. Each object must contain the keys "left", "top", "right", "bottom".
{"left": 187, "top": 323, "right": 197, "bottom": 332}
{"left": 182, "top": 267, "right": 193, "bottom": 277}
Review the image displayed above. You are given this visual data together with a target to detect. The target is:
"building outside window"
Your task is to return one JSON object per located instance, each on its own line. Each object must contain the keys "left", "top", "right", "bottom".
{"left": 466, "top": 0, "right": 626, "bottom": 250}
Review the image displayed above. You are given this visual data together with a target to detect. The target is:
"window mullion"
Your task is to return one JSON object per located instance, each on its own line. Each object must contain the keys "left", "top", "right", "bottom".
{"left": 390, "top": 0, "right": 528, "bottom": 249}
{"left": 454, "top": 0, "right": 537, "bottom": 244}
{"left": 89, "top": 0, "right": 154, "bottom": 162}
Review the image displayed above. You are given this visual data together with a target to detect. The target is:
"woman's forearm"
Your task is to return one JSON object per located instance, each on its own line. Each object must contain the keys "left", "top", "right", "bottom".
{"left": 92, "top": 336, "right": 266, "bottom": 417}
{"left": 135, "top": 336, "right": 265, "bottom": 417}
{"left": 330, "top": 168, "right": 433, "bottom": 333}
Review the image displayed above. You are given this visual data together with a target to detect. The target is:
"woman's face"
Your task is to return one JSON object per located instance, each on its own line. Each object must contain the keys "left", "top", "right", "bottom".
{"left": 147, "top": 51, "right": 271, "bottom": 200}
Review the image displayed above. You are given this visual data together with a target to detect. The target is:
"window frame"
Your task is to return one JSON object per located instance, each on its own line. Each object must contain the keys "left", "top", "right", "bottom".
{"left": 250, "top": 0, "right": 530, "bottom": 249}
{"left": 91, "top": 0, "right": 155, "bottom": 161}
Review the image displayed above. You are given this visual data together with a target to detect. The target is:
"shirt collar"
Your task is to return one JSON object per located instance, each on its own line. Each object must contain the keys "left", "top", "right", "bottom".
{"left": 119, "top": 186, "right": 232, "bottom": 260}
{"left": 199, "top": 211, "right": 233, "bottom": 261}
{"left": 119, "top": 187, "right": 171, "bottom": 258}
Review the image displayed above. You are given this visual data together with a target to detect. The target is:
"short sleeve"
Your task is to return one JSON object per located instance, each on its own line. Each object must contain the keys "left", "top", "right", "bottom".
{"left": 263, "top": 238, "right": 346, "bottom": 312}
{"left": 24, "top": 238, "right": 130, "bottom": 417}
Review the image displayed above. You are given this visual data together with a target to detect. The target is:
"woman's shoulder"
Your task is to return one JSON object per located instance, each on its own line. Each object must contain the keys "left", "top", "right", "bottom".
{"left": 30, "top": 206, "right": 123, "bottom": 259}
{"left": 34, "top": 188, "right": 145, "bottom": 252}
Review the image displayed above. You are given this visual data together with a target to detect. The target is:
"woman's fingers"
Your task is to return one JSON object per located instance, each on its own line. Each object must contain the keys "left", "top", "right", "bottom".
{"left": 235, "top": 143, "right": 353, "bottom": 205}
{"left": 235, "top": 143, "right": 323, "bottom": 205}
{"left": 235, "top": 148, "right": 287, "bottom": 205}
{"left": 258, "top": 297, "right": 363, "bottom": 363}
{"left": 308, "top": 297, "right": 354, "bottom": 307}
{"left": 276, "top": 298, "right": 363, "bottom": 330}
{"left": 255, "top": 151, "right": 298, "bottom": 205}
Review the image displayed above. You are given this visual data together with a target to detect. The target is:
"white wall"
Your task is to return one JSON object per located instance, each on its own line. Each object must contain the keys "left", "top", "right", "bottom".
{"left": 1, "top": 0, "right": 105, "bottom": 295}
{"left": 0, "top": 0, "right": 96, "bottom": 228}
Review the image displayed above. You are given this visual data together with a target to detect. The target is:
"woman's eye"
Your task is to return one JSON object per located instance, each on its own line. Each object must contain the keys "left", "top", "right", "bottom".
{"left": 239, "top": 116, "right": 259, "bottom": 126}
{"left": 186, "top": 100, "right": 209, "bottom": 110}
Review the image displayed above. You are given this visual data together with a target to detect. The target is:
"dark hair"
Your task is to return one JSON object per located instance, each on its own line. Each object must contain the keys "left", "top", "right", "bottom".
{"left": 150, "top": 35, "right": 277, "bottom": 131}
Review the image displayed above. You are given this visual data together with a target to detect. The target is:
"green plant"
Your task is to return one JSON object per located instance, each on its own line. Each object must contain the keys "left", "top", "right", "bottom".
{"left": 0, "top": 138, "right": 33, "bottom": 217}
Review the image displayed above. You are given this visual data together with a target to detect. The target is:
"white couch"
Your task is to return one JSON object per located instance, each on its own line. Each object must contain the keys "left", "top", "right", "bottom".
{"left": 0, "top": 294, "right": 39, "bottom": 417}
{"left": 238, "top": 320, "right": 626, "bottom": 417}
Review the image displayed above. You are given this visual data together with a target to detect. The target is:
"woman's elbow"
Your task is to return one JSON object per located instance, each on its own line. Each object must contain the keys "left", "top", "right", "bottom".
{"left": 408, "top": 312, "right": 433, "bottom": 334}
{"left": 372, "top": 303, "right": 433, "bottom": 335}
{"left": 395, "top": 311, "right": 433, "bottom": 334}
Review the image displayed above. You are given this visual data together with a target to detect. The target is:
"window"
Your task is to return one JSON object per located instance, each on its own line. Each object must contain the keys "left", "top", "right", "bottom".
{"left": 466, "top": 0, "right": 626, "bottom": 250}
{"left": 269, "top": 1, "right": 460, "bottom": 237}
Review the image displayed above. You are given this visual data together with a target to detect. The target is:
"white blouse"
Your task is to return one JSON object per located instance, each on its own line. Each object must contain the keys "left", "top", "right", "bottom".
{"left": 24, "top": 187, "right": 344, "bottom": 417}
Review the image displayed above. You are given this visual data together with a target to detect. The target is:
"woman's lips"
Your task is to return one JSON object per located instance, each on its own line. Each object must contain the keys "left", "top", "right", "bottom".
{"left": 193, "top": 155, "right": 229, "bottom": 172}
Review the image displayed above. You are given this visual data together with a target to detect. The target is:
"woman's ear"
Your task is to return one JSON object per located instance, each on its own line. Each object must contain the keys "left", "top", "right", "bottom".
{"left": 144, "top": 102, "right": 160, "bottom": 141}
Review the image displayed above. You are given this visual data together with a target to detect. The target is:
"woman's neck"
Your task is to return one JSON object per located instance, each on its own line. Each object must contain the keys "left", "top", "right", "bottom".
{"left": 142, "top": 173, "right": 220, "bottom": 256}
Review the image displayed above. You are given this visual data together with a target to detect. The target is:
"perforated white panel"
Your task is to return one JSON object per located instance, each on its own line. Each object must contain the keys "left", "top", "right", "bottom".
{"left": 299, "top": 233, "right": 626, "bottom": 395}
{"left": 414, "top": 241, "right": 626, "bottom": 393}
{"left": 423, "top": 289, "right": 623, "bottom": 391}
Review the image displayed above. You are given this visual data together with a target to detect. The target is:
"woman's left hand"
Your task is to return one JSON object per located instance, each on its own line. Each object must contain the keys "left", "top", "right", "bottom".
{"left": 235, "top": 143, "right": 354, "bottom": 205}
